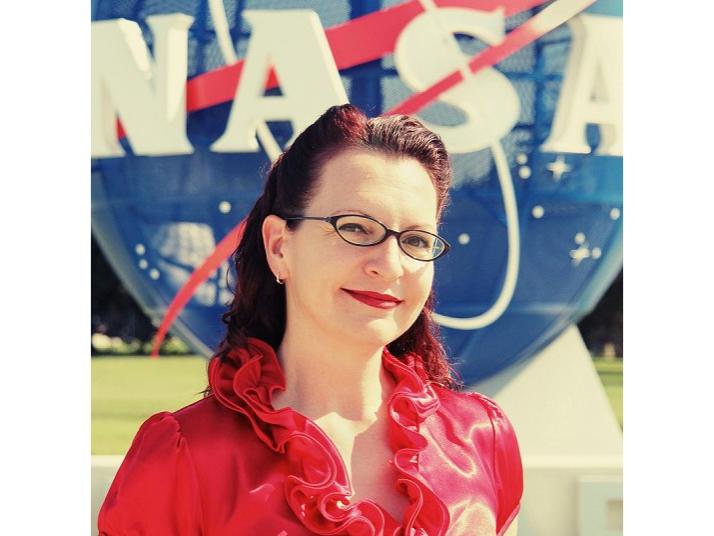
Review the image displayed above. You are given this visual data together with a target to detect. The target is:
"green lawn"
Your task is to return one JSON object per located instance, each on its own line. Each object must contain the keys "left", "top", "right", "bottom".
{"left": 92, "top": 356, "right": 208, "bottom": 455}
{"left": 593, "top": 357, "right": 624, "bottom": 429}
{"left": 92, "top": 356, "right": 623, "bottom": 455}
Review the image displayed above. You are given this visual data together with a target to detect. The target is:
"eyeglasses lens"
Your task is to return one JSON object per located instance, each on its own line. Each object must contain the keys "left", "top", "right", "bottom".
{"left": 401, "top": 231, "right": 442, "bottom": 260}
{"left": 335, "top": 215, "right": 383, "bottom": 245}
{"left": 335, "top": 215, "right": 444, "bottom": 261}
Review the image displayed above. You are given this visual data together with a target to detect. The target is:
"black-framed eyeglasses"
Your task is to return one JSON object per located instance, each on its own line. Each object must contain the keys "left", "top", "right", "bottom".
{"left": 280, "top": 214, "right": 451, "bottom": 262}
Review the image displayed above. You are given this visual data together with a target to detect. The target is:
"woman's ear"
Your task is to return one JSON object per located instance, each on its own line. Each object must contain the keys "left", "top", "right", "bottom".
{"left": 262, "top": 214, "right": 290, "bottom": 279}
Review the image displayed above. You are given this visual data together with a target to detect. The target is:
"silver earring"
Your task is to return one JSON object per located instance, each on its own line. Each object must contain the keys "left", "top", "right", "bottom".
{"left": 275, "top": 274, "right": 284, "bottom": 285}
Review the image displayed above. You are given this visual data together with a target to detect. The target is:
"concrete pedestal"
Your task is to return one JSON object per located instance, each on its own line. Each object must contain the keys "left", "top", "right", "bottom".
{"left": 474, "top": 325, "right": 623, "bottom": 536}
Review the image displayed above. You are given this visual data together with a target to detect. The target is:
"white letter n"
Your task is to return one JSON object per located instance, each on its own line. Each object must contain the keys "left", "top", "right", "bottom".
{"left": 91, "top": 14, "right": 194, "bottom": 157}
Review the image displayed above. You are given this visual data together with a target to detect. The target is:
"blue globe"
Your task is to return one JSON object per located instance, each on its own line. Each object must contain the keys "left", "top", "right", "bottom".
{"left": 92, "top": 0, "right": 622, "bottom": 383}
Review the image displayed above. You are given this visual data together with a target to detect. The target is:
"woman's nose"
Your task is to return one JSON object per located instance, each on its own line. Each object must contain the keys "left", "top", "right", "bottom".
{"left": 365, "top": 235, "right": 406, "bottom": 280}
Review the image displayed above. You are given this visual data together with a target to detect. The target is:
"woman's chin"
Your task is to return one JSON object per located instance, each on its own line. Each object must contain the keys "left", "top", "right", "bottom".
{"left": 334, "top": 317, "right": 404, "bottom": 349}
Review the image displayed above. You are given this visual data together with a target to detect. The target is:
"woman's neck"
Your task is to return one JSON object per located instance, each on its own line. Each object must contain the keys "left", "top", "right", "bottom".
{"left": 272, "top": 325, "right": 395, "bottom": 425}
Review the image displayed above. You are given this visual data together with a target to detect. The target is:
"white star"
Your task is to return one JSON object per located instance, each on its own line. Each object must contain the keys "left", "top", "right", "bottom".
{"left": 547, "top": 155, "right": 571, "bottom": 182}
{"left": 569, "top": 246, "right": 591, "bottom": 266}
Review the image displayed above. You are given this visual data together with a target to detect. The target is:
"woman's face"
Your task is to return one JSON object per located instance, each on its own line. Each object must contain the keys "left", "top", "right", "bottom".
{"left": 280, "top": 148, "right": 439, "bottom": 351}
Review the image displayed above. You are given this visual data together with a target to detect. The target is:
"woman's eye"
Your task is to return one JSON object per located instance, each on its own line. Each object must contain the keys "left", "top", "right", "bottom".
{"left": 339, "top": 223, "right": 367, "bottom": 234}
{"left": 404, "top": 235, "right": 430, "bottom": 249}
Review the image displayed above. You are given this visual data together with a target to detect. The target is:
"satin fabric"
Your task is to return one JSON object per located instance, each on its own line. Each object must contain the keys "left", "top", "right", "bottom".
{"left": 98, "top": 338, "right": 523, "bottom": 535}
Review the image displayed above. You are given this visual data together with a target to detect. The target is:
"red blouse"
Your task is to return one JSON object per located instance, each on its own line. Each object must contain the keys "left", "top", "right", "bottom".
{"left": 98, "top": 338, "right": 523, "bottom": 535}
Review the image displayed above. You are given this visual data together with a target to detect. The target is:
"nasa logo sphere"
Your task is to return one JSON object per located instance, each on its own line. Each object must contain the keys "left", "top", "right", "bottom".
{"left": 91, "top": 0, "right": 622, "bottom": 383}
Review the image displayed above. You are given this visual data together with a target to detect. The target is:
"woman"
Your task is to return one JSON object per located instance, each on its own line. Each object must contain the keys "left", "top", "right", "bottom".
{"left": 98, "top": 104, "right": 523, "bottom": 535}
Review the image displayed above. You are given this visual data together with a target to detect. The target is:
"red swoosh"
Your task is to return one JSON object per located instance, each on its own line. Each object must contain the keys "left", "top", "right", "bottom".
{"left": 150, "top": 219, "right": 246, "bottom": 357}
{"left": 150, "top": 0, "right": 593, "bottom": 356}
{"left": 387, "top": 0, "right": 596, "bottom": 115}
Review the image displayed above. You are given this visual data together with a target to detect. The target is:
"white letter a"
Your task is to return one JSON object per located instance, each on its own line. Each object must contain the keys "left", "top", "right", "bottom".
{"left": 211, "top": 10, "right": 348, "bottom": 153}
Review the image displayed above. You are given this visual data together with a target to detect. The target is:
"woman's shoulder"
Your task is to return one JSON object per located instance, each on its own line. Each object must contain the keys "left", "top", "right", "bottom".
{"left": 116, "top": 395, "right": 263, "bottom": 472}
{"left": 171, "top": 394, "right": 234, "bottom": 431}
{"left": 158, "top": 394, "right": 263, "bottom": 452}
{"left": 430, "top": 386, "right": 521, "bottom": 458}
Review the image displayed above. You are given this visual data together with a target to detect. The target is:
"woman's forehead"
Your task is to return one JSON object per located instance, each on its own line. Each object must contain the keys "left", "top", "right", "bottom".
{"left": 319, "top": 148, "right": 428, "bottom": 178}
{"left": 312, "top": 149, "right": 438, "bottom": 218}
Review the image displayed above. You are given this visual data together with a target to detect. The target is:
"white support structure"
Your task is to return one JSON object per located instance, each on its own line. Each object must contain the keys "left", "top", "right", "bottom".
{"left": 474, "top": 325, "right": 623, "bottom": 536}
{"left": 91, "top": 455, "right": 125, "bottom": 533}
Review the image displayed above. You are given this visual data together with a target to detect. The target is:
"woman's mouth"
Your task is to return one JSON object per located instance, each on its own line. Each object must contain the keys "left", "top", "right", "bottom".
{"left": 342, "top": 289, "right": 403, "bottom": 309}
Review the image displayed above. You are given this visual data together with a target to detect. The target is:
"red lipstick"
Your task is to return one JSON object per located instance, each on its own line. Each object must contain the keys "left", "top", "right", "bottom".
{"left": 342, "top": 289, "right": 403, "bottom": 309}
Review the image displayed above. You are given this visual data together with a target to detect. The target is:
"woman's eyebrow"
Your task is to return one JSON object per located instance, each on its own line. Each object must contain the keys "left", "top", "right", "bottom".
{"left": 329, "top": 208, "right": 436, "bottom": 231}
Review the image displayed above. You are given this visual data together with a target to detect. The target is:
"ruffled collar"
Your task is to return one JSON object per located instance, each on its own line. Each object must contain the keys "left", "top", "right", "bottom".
{"left": 208, "top": 337, "right": 450, "bottom": 535}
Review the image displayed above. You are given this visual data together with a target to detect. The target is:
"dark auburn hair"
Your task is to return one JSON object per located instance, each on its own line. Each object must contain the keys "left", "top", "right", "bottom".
{"left": 209, "top": 104, "right": 461, "bottom": 390}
